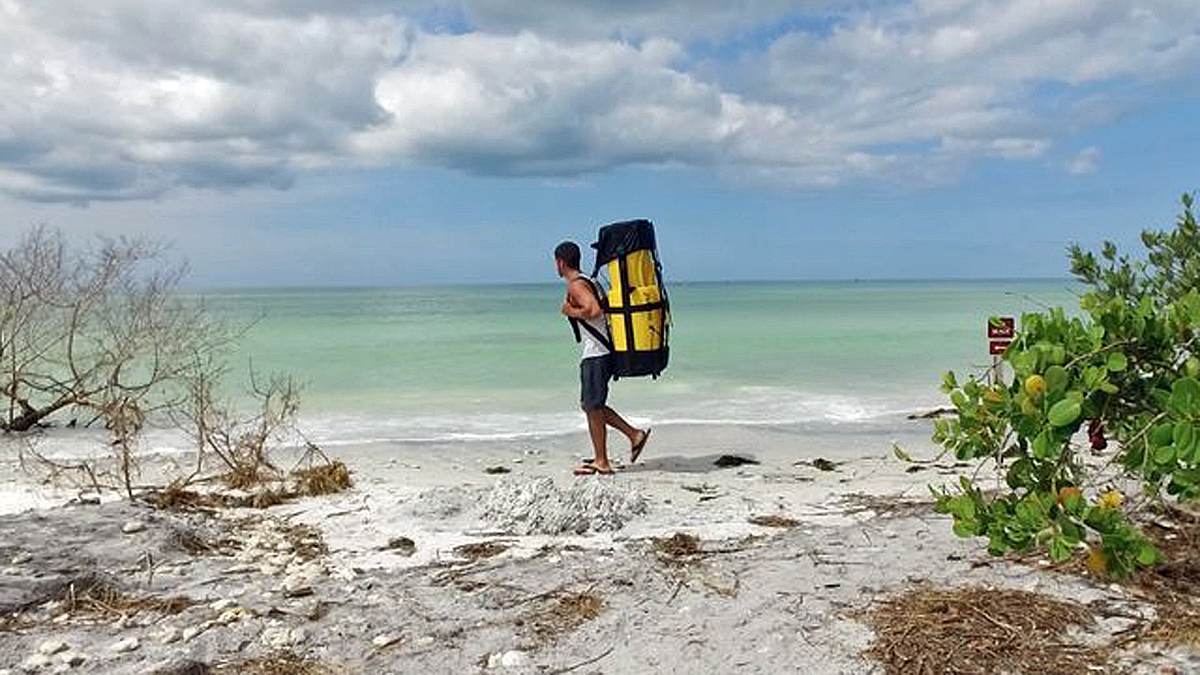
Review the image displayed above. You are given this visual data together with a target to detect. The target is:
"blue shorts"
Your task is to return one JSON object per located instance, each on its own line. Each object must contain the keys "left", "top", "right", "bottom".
{"left": 580, "top": 356, "right": 612, "bottom": 411}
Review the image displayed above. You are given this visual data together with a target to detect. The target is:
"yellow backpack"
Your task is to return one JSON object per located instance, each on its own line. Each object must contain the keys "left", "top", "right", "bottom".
{"left": 585, "top": 219, "right": 671, "bottom": 379}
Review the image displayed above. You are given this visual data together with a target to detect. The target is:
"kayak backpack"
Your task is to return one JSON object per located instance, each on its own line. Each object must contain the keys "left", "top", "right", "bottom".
{"left": 569, "top": 219, "right": 671, "bottom": 379}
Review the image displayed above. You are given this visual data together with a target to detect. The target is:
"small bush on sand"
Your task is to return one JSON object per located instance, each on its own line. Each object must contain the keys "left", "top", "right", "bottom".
{"left": 930, "top": 193, "right": 1200, "bottom": 577}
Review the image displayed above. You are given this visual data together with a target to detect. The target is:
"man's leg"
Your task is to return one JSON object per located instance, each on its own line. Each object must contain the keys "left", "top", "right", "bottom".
{"left": 602, "top": 406, "right": 645, "bottom": 447}
{"left": 586, "top": 407, "right": 611, "bottom": 472}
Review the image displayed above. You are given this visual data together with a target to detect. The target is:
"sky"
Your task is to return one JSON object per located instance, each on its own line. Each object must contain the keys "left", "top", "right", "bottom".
{"left": 0, "top": 0, "right": 1197, "bottom": 286}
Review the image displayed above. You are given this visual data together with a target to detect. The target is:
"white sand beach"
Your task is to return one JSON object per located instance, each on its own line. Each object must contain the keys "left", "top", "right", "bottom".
{"left": 1, "top": 422, "right": 1195, "bottom": 674}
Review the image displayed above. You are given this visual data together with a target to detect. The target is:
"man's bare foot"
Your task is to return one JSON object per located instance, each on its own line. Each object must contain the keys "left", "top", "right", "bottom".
{"left": 630, "top": 428, "right": 651, "bottom": 464}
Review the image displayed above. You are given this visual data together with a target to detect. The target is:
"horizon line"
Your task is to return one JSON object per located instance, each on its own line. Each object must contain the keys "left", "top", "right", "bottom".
{"left": 182, "top": 276, "right": 1078, "bottom": 293}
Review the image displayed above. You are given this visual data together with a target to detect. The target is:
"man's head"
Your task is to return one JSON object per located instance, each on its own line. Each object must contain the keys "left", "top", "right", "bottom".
{"left": 554, "top": 241, "right": 581, "bottom": 278}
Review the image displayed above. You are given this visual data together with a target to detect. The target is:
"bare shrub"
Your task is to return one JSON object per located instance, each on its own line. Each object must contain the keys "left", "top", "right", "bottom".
{"left": 0, "top": 225, "right": 349, "bottom": 502}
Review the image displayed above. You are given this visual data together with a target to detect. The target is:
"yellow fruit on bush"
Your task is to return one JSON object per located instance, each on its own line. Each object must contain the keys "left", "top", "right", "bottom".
{"left": 1086, "top": 547, "right": 1108, "bottom": 576}
{"left": 1024, "top": 374, "right": 1047, "bottom": 398}
{"left": 1098, "top": 490, "right": 1124, "bottom": 509}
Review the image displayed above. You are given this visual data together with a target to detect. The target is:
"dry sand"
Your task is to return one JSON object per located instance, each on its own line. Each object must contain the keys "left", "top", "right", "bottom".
{"left": 0, "top": 422, "right": 1196, "bottom": 673}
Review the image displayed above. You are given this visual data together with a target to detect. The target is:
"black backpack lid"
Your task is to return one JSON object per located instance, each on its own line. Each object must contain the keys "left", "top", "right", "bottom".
{"left": 591, "top": 219, "right": 657, "bottom": 273}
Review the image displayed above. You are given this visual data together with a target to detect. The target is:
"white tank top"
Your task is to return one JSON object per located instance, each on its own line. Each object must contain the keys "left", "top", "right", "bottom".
{"left": 576, "top": 278, "right": 611, "bottom": 360}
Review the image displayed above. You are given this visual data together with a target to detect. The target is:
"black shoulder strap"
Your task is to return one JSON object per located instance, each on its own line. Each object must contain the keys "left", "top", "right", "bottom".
{"left": 565, "top": 277, "right": 613, "bottom": 351}
{"left": 576, "top": 317, "right": 613, "bottom": 352}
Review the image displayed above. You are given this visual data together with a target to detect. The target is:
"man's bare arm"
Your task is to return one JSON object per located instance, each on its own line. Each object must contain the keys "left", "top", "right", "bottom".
{"left": 562, "top": 280, "right": 602, "bottom": 320}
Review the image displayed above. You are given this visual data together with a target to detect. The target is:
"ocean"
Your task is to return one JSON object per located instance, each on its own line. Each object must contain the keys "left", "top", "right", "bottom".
{"left": 193, "top": 279, "right": 1079, "bottom": 447}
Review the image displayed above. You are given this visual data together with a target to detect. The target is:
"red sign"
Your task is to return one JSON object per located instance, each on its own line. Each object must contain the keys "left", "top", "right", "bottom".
{"left": 989, "top": 340, "right": 1012, "bottom": 355}
{"left": 988, "top": 317, "right": 1015, "bottom": 339}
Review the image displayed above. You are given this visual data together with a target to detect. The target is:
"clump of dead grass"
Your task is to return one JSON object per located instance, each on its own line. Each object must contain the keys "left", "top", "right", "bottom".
{"left": 54, "top": 577, "right": 192, "bottom": 621}
{"left": 281, "top": 522, "right": 328, "bottom": 560}
{"left": 748, "top": 514, "right": 801, "bottom": 528}
{"left": 838, "top": 492, "right": 936, "bottom": 520}
{"left": 212, "top": 651, "right": 334, "bottom": 675}
{"left": 523, "top": 592, "right": 605, "bottom": 645}
{"left": 858, "top": 584, "right": 1114, "bottom": 675}
{"left": 454, "top": 541, "right": 510, "bottom": 561}
{"left": 652, "top": 532, "right": 701, "bottom": 560}
{"left": 292, "top": 460, "right": 352, "bottom": 497}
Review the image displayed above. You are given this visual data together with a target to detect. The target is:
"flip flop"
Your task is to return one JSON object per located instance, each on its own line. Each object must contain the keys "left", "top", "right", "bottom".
{"left": 573, "top": 464, "right": 614, "bottom": 476}
{"left": 630, "top": 428, "right": 652, "bottom": 464}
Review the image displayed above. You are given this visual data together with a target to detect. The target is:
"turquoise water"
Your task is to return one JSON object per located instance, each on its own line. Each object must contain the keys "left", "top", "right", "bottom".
{"left": 198, "top": 280, "right": 1079, "bottom": 444}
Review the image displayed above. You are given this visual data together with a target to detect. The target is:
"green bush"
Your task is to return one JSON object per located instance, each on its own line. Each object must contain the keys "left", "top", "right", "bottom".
{"left": 933, "top": 193, "right": 1200, "bottom": 577}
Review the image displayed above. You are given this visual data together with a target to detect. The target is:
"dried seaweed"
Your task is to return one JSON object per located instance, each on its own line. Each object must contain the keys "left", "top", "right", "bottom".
{"left": 748, "top": 515, "right": 801, "bottom": 528}
{"left": 211, "top": 651, "right": 334, "bottom": 675}
{"left": 523, "top": 592, "right": 604, "bottom": 645}
{"left": 652, "top": 532, "right": 701, "bottom": 560}
{"left": 454, "top": 541, "right": 510, "bottom": 561}
{"left": 292, "top": 461, "right": 352, "bottom": 497}
{"left": 858, "top": 584, "right": 1115, "bottom": 675}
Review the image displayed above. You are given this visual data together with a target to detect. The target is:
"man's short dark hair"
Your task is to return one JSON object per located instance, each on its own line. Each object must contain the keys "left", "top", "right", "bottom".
{"left": 554, "top": 241, "right": 581, "bottom": 270}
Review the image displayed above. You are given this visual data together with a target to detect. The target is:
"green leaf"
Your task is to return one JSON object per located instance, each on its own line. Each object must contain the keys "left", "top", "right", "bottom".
{"left": 1155, "top": 445, "right": 1177, "bottom": 466}
{"left": 1107, "top": 352, "right": 1128, "bottom": 372}
{"left": 1174, "top": 423, "right": 1195, "bottom": 455}
{"left": 1048, "top": 399, "right": 1082, "bottom": 427}
{"left": 1049, "top": 536, "right": 1073, "bottom": 563}
{"left": 1137, "top": 545, "right": 1161, "bottom": 566}
{"left": 1152, "top": 423, "right": 1176, "bottom": 447}
{"left": 1171, "top": 377, "right": 1200, "bottom": 415}
{"left": 951, "top": 390, "right": 967, "bottom": 409}
{"left": 892, "top": 443, "right": 913, "bottom": 463}
{"left": 941, "top": 371, "right": 958, "bottom": 393}
{"left": 1044, "top": 366, "right": 1069, "bottom": 394}
{"left": 1032, "top": 431, "right": 1053, "bottom": 458}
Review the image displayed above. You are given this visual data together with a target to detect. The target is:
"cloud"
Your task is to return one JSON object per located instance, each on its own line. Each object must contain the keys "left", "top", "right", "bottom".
{"left": 0, "top": 1, "right": 407, "bottom": 203}
{"left": 1066, "top": 146, "right": 1102, "bottom": 175}
{"left": 0, "top": 0, "right": 1197, "bottom": 202}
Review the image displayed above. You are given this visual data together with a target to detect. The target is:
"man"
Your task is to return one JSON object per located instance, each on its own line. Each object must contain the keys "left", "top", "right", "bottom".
{"left": 554, "top": 241, "right": 651, "bottom": 475}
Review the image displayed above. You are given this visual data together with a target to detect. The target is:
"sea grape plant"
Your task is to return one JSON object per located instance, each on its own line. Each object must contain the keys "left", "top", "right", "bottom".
{"left": 932, "top": 193, "right": 1200, "bottom": 577}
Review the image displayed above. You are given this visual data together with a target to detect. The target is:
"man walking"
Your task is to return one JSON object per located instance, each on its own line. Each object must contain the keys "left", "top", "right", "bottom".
{"left": 554, "top": 241, "right": 650, "bottom": 475}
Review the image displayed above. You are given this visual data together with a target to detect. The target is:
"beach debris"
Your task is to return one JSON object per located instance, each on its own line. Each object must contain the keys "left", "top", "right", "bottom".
{"left": 748, "top": 515, "right": 801, "bottom": 528}
{"left": 837, "top": 492, "right": 935, "bottom": 520}
{"left": 681, "top": 483, "right": 718, "bottom": 495}
{"left": 454, "top": 541, "right": 510, "bottom": 561}
{"left": 210, "top": 651, "right": 332, "bottom": 674}
{"left": 858, "top": 584, "right": 1111, "bottom": 675}
{"left": 59, "top": 651, "right": 87, "bottom": 667}
{"left": 372, "top": 633, "right": 403, "bottom": 649}
{"left": 486, "top": 650, "right": 530, "bottom": 669}
{"left": 480, "top": 477, "right": 648, "bottom": 535}
{"left": 49, "top": 576, "right": 192, "bottom": 621}
{"left": 121, "top": 520, "right": 147, "bottom": 534}
{"left": 906, "top": 407, "right": 956, "bottom": 420}
{"left": 10, "top": 552, "right": 32, "bottom": 565}
{"left": 484, "top": 466, "right": 512, "bottom": 475}
{"left": 379, "top": 537, "right": 416, "bottom": 556}
{"left": 145, "top": 658, "right": 212, "bottom": 675}
{"left": 713, "top": 455, "right": 759, "bottom": 468}
{"left": 795, "top": 458, "right": 839, "bottom": 472}
{"left": 524, "top": 592, "right": 604, "bottom": 645}
{"left": 20, "top": 653, "right": 53, "bottom": 670}
{"left": 110, "top": 637, "right": 140, "bottom": 653}
{"left": 292, "top": 459, "right": 353, "bottom": 497}
{"left": 36, "top": 640, "right": 68, "bottom": 656}
{"left": 260, "top": 626, "right": 308, "bottom": 650}
{"left": 653, "top": 532, "right": 701, "bottom": 559}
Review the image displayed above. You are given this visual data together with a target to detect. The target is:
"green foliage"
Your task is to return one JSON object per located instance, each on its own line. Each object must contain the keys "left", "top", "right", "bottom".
{"left": 933, "top": 193, "right": 1200, "bottom": 577}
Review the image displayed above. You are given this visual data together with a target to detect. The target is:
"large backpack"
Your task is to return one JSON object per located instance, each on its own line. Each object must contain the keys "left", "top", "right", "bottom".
{"left": 569, "top": 219, "right": 671, "bottom": 379}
